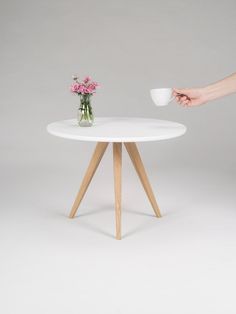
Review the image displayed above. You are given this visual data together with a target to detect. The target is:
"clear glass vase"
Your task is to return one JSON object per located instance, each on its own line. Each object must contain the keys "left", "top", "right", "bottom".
{"left": 77, "top": 94, "right": 94, "bottom": 127}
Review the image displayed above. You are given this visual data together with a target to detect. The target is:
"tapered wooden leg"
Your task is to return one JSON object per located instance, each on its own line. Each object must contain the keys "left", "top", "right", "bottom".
{"left": 69, "top": 142, "right": 109, "bottom": 218}
{"left": 124, "top": 142, "right": 161, "bottom": 218}
{"left": 113, "top": 143, "right": 122, "bottom": 240}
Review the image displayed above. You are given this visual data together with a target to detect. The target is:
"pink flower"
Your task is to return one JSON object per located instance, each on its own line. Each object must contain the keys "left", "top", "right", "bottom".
{"left": 70, "top": 83, "right": 80, "bottom": 93}
{"left": 83, "top": 76, "right": 91, "bottom": 84}
{"left": 70, "top": 75, "right": 100, "bottom": 95}
{"left": 83, "top": 88, "right": 89, "bottom": 94}
{"left": 93, "top": 82, "right": 100, "bottom": 88}
{"left": 86, "top": 84, "right": 96, "bottom": 94}
{"left": 77, "top": 85, "right": 85, "bottom": 94}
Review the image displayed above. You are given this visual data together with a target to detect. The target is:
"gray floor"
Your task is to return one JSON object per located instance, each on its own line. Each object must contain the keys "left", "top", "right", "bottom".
{"left": 1, "top": 161, "right": 236, "bottom": 314}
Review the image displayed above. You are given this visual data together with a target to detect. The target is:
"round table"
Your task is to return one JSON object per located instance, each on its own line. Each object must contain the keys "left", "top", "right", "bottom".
{"left": 47, "top": 117, "right": 186, "bottom": 239}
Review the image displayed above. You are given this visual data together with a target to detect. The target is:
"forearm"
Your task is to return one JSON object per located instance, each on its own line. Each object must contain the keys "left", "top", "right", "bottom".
{"left": 203, "top": 72, "right": 236, "bottom": 102}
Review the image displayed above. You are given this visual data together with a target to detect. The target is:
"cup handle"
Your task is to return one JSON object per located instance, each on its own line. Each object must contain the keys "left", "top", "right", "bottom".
{"left": 170, "top": 95, "right": 175, "bottom": 102}
{"left": 169, "top": 89, "right": 175, "bottom": 102}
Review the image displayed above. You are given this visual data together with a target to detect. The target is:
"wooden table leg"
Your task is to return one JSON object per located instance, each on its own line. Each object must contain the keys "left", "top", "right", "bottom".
{"left": 69, "top": 142, "right": 109, "bottom": 218}
{"left": 113, "top": 143, "right": 122, "bottom": 240}
{"left": 124, "top": 142, "right": 162, "bottom": 218}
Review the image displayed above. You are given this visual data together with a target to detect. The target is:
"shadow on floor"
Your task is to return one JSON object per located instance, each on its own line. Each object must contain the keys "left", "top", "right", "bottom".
{"left": 50, "top": 204, "right": 185, "bottom": 239}
{"left": 53, "top": 206, "right": 161, "bottom": 238}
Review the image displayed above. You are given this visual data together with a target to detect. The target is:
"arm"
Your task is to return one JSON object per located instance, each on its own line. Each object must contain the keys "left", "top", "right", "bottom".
{"left": 173, "top": 72, "right": 236, "bottom": 106}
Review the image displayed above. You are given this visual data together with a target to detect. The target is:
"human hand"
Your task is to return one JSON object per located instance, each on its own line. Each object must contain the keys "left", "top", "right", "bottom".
{"left": 173, "top": 87, "right": 208, "bottom": 107}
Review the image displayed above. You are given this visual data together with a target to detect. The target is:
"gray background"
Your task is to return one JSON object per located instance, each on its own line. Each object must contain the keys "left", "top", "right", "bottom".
{"left": 1, "top": 0, "right": 236, "bottom": 172}
{"left": 1, "top": 1, "right": 236, "bottom": 314}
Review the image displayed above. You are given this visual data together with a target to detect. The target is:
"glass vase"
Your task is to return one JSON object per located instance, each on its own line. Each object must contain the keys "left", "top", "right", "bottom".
{"left": 77, "top": 94, "right": 94, "bottom": 127}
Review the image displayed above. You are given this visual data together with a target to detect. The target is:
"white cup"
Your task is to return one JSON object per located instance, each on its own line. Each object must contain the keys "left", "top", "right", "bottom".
{"left": 150, "top": 88, "right": 174, "bottom": 106}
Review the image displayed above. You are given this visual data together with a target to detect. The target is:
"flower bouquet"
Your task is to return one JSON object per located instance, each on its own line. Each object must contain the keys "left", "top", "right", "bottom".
{"left": 70, "top": 75, "right": 100, "bottom": 127}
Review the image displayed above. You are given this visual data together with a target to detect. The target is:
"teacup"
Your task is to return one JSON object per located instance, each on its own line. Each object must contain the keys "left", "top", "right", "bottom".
{"left": 150, "top": 88, "right": 174, "bottom": 106}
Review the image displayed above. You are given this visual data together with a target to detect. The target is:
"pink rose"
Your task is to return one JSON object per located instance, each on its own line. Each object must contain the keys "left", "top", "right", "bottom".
{"left": 70, "top": 76, "right": 100, "bottom": 95}
{"left": 83, "top": 76, "right": 92, "bottom": 84}
{"left": 83, "top": 88, "right": 89, "bottom": 94}
{"left": 70, "top": 83, "right": 80, "bottom": 93}
{"left": 87, "top": 84, "right": 96, "bottom": 94}
{"left": 78, "top": 84, "right": 86, "bottom": 94}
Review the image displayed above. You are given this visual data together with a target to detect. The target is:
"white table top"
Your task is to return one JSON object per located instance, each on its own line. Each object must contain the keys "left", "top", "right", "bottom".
{"left": 47, "top": 117, "right": 186, "bottom": 142}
